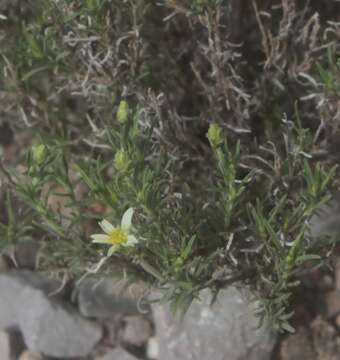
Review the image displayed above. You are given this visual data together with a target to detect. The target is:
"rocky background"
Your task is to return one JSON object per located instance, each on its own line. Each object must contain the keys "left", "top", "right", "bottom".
{"left": 0, "top": 237, "right": 276, "bottom": 360}
{"left": 2, "top": 232, "right": 340, "bottom": 360}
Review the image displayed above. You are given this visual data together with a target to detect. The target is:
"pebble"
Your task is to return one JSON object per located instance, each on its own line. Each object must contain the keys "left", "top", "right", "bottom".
{"left": 0, "top": 330, "right": 11, "bottom": 360}
{"left": 99, "top": 347, "right": 138, "bottom": 360}
{"left": 147, "top": 337, "right": 159, "bottom": 359}
{"left": 121, "top": 316, "right": 153, "bottom": 347}
{"left": 19, "top": 351, "right": 44, "bottom": 360}
{"left": 335, "top": 313, "right": 340, "bottom": 329}
{"left": 325, "top": 290, "right": 340, "bottom": 318}
{"left": 280, "top": 327, "right": 317, "bottom": 360}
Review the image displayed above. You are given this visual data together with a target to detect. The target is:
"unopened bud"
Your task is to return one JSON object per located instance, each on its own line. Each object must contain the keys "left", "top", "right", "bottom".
{"left": 117, "top": 100, "right": 129, "bottom": 124}
{"left": 31, "top": 144, "right": 47, "bottom": 164}
{"left": 114, "top": 149, "right": 129, "bottom": 173}
{"left": 207, "top": 123, "right": 223, "bottom": 148}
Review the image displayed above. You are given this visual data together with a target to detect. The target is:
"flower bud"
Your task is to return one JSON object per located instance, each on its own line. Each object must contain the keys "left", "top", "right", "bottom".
{"left": 31, "top": 144, "right": 47, "bottom": 165}
{"left": 207, "top": 123, "right": 223, "bottom": 148}
{"left": 116, "top": 100, "right": 129, "bottom": 124}
{"left": 114, "top": 149, "right": 129, "bottom": 173}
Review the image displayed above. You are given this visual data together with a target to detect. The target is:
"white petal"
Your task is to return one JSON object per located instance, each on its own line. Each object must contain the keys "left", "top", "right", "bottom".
{"left": 126, "top": 234, "right": 138, "bottom": 246}
{"left": 99, "top": 219, "right": 115, "bottom": 234}
{"left": 91, "top": 234, "right": 110, "bottom": 244}
{"left": 107, "top": 245, "right": 118, "bottom": 256}
{"left": 121, "top": 207, "right": 134, "bottom": 230}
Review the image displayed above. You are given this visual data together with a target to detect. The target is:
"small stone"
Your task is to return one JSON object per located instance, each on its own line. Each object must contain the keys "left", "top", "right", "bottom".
{"left": 319, "top": 274, "right": 334, "bottom": 291}
{"left": 19, "top": 351, "right": 44, "bottom": 360}
{"left": 78, "top": 277, "right": 149, "bottom": 319}
{"left": 14, "top": 239, "right": 41, "bottom": 270}
{"left": 0, "top": 330, "right": 11, "bottom": 360}
{"left": 100, "top": 347, "right": 138, "bottom": 360}
{"left": 311, "top": 316, "right": 340, "bottom": 358}
{"left": 325, "top": 290, "right": 340, "bottom": 318}
{"left": 280, "top": 327, "right": 317, "bottom": 360}
{"left": 121, "top": 316, "right": 153, "bottom": 347}
{"left": 335, "top": 314, "right": 340, "bottom": 329}
{"left": 147, "top": 337, "right": 159, "bottom": 359}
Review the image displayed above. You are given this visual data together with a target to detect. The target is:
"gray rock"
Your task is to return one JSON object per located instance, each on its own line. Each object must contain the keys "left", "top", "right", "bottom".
{"left": 99, "top": 347, "right": 138, "bottom": 360}
{"left": 0, "top": 271, "right": 64, "bottom": 330}
{"left": 78, "top": 277, "right": 149, "bottom": 319}
{"left": 147, "top": 337, "right": 159, "bottom": 359}
{"left": 309, "top": 193, "right": 340, "bottom": 237}
{"left": 0, "top": 272, "right": 102, "bottom": 357}
{"left": 152, "top": 287, "right": 276, "bottom": 360}
{"left": 6, "top": 270, "right": 65, "bottom": 297}
{"left": 20, "top": 286, "right": 102, "bottom": 357}
{"left": 0, "top": 330, "right": 12, "bottom": 360}
{"left": 14, "top": 239, "right": 42, "bottom": 270}
{"left": 0, "top": 274, "right": 26, "bottom": 329}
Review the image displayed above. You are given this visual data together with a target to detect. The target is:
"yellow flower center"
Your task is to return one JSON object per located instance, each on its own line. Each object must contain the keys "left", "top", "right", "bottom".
{"left": 109, "top": 227, "right": 128, "bottom": 245}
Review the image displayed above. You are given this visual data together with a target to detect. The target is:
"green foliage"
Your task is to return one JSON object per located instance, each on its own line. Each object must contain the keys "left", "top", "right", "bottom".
{"left": 0, "top": 0, "right": 340, "bottom": 332}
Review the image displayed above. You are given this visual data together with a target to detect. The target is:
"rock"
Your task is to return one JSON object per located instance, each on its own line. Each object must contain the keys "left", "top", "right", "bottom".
{"left": 99, "top": 347, "right": 138, "bottom": 360}
{"left": 0, "top": 273, "right": 29, "bottom": 329}
{"left": 19, "top": 351, "right": 45, "bottom": 360}
{"left": 4, "top": 270, "right": 65, "bottom": 298}
{"left": 78, "top": 277, "right": 149, "bottom": 319}
{"left": 0, "top": 330, "right": 12, "bottom": 360}
{"left": 311, "top": 316, "right": 340, "bottom": 359}
{"left": 0, "top": 272, "right": 102, "bottom": 357}
{"left": 325, "top": 290, "right": 340, "bottom": 318}
{"left": 147, "top": 337, "right": 159, "bottom": 359}
{"left": 280, "top": 327, "right": 317, "bottom": 360}
{"left": 20, "top": 286, "right": 102, "bottom": 357}
{"left": 334, "top": 261, "right": 340, "bottom": 291}
{"left": 121, "top": 315, "right": 153, "bottom": 347}
{"left": 335, "top": 314, "right": 340, "bottom": 330}
{"left": 318, "top": 274, "right": 333, "bottom": 291}
{"left": 152, "top": 287, "right": 276, "bottom": 360}
{"left": 0, "top": 330, "right": 25, "bottom": 360}
{"left": 309, "top": 193, "right": 340, "bottom": 237}
{"left": 14, "top": 239, "right": 42, "bottom": 270}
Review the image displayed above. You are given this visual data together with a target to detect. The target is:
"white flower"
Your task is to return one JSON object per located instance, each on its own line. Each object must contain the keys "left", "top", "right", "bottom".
{"left": 91, "top": 207, "right": 137, "bottom": 256}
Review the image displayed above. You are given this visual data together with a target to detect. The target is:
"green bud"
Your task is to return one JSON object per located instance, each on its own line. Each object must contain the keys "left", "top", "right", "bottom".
{"left": 136, "top": 190, "right": 145, "bottom": 204}
{"left": 116, "top": 100, "right": 129, "bottom": 124}
{"left": 32, "top": 177, "right": 39, "bottom": 187}
{"left": 174, "top": 256, "right": 185, "bottom": 273}
{"left": 207, "top": 123, "right": 223, "bottom": 148}
{"left": 31, "top": 144, "right": 47, "bottom": 165}
{"left": 114, "top": 149, "right": 129, "bottom": 173}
